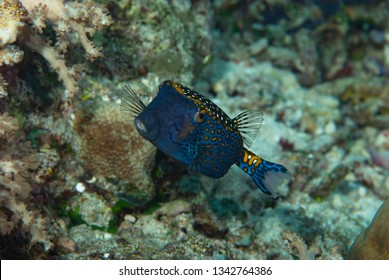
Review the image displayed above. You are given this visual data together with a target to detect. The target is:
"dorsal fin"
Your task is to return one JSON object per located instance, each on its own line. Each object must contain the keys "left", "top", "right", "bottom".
{"left": 120, "top": 84, "right": 146, "bottom": 123}
{"left": 233, "top": 110, "right": 264, "bottom": 147}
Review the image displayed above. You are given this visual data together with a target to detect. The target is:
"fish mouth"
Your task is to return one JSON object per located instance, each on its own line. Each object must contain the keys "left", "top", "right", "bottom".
{"left": 134, "top": 110, "right": 159, "bottom": 142}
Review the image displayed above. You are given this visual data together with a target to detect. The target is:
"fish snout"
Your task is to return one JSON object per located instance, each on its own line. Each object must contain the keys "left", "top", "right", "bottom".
{"left": 134, "top": 110, "right": 159, "bottom": 142}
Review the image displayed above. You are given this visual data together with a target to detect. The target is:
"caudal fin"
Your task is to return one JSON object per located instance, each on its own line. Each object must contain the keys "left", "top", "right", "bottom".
{"left": 237, "top": 148, "right": 290, "bottom": 198}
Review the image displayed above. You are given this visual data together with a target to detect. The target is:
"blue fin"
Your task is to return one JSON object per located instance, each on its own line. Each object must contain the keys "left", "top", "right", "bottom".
{"left": 236, "top": 148, "right": 290, "bottom": 198}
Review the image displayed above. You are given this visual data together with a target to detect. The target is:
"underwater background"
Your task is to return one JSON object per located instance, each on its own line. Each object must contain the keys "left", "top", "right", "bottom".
{"left": 0, "top": 0, "right": 388, "bottom": 260}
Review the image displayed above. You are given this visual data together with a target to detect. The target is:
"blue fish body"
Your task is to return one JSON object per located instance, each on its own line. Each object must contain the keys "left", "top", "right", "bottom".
{"left": 134, "top": 83, "right": 198, "bottom": 166}
{"left": 121, "top": 81, "right": 290, "bottom": 198}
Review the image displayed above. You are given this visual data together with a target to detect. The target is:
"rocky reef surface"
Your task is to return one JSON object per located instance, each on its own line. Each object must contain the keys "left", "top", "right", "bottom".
{"left": 0, "top": 0, "right": 388, "bottom": 260}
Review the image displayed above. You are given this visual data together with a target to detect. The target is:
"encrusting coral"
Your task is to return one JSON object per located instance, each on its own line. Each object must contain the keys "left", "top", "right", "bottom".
{"left": 0, "top": 112, "right": 53, "bottom": 250}
{"left": 74, "top": 102, "right": 157, "bottom": 204}
{"left": 347, "top": 198, "right": 389, "bottom": 260}
{"left": 0, "top": 0, "right": 112, "bottom": 98}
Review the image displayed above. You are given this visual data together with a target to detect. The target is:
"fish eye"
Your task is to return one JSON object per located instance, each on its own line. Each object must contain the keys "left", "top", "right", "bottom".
{"left": 194, "top": 111, "right": 205, "bottom": 123}
{"left": 135, "top": 119, "right": 148, "bottom": 133}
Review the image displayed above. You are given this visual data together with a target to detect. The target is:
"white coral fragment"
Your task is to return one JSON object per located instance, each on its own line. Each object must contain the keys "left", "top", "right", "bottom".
{"left": 0, "top": 0, "right": 113, "bottom": 97}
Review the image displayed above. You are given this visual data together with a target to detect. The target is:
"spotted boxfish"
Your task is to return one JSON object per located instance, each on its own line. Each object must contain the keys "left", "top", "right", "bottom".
{"left": 121, "top": 81, "right": 290, "bottom": 198}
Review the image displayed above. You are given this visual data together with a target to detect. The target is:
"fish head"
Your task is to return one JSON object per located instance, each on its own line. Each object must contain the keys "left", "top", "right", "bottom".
{"left": 134, "top": 106, "right": 160, "bottom": 142}
{"left": 129, "top": 81, "right": 200, "bottom": 165}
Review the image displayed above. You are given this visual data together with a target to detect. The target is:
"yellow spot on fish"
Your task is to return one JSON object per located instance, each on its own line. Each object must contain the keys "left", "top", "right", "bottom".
{"left": 243, "top": 150, "right": 249, "bottom": 163}
{"left": 172, "top": 81, "right": 185, "bottom": 95}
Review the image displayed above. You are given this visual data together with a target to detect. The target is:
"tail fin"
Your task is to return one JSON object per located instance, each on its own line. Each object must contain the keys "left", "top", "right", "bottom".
{"left": 237, "top": 148, "right": 290, "bottom": 198}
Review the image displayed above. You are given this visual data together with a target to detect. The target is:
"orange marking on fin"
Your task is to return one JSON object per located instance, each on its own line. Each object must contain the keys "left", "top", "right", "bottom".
{"left": 245, "top": 149, "right": 263, "bottom": 166}
{"left": 193, "top": 100, "right": 203, "bottom": 106}
{"left": 254, "top": 157, "right": 262, "bottom": 167}
{"left": 172, "top": 81, "right": 185, "bottom": 95}
{"left": 248, "top": 156, "right": 256, "bottom": 166}
{"left": 243, "top": 150, "right": 249, "bottom": 163}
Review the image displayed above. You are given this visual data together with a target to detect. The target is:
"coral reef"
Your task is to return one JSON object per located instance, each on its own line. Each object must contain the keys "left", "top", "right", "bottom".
{"left": 0, "top": 0, "right": 27, "bottom": 65}
{"left": 1, "top": 0, "right": 389, "bottom": 261}
{"left": 0, "top": 0, "right": 112, "bottom": 98}
{"left": 0, "top": 113, "right": 52, "bottom": 250}
{"left": 347, "top": 198, "right": 389, "bottom": 260}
